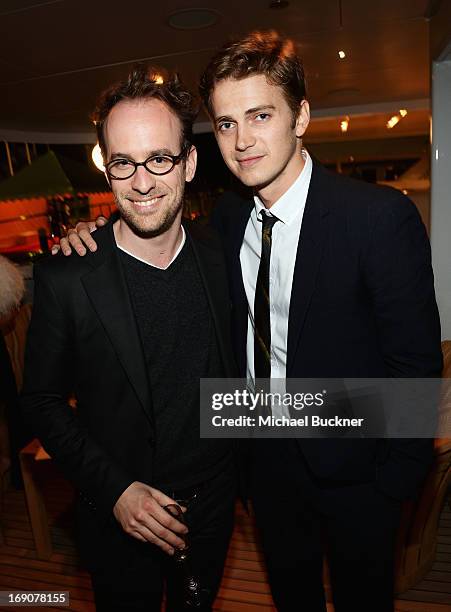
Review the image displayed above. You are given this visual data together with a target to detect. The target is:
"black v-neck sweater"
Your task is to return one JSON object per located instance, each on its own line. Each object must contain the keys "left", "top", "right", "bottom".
{"left": 118, "top": 239, "right": 231, "bottom": 489}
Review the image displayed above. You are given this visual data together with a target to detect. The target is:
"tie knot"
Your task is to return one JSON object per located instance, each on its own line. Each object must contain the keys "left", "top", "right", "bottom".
{"left": 261, "top": 213, "right": 279, "bottom": 236}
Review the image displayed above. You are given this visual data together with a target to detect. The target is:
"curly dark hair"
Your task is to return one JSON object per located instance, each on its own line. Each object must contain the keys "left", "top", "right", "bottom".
{"left": 199, "top": 30, "right": 306, "bottom": 124}
{"left": 92, "top": 64, "right": 198, "bottom": 159}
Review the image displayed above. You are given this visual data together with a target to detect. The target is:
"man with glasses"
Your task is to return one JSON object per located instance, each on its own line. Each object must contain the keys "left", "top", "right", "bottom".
{"left": 21, "top": 65, "right": 237, "bottom": 612}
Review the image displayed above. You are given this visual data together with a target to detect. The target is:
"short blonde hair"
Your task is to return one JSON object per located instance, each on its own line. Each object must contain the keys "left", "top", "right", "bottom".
{"left": 0, "top": 255, "right": 25, "bottom": 318}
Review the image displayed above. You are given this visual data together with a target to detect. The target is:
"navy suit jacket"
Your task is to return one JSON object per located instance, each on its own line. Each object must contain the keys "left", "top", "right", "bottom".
{"left": 212, "top": 160, "right": 442, "bottom": 500}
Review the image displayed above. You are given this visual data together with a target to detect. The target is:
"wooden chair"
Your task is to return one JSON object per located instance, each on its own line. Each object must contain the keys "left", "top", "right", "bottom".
{"left": 1, "top": 303, "right": 32, "bottom": 545}
{"left": 394, "top": 340, "right": 451, "bottom": 593}
{"left": 19, "top": 439, "right": 52, "bottom": 559}
{"left": 3, "top": 302, "right": 32, "bottom": 391}
{"left": 323, "top": 341, "right": 451, "bottom": 599}
{"left": 1, "top": 303, "right": 52, "bottom": 558}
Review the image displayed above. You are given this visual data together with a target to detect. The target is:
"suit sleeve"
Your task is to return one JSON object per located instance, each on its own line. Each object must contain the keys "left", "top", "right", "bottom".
{"left": 21, "top": 262, "right": 134, "bottom": 520}
{"left": 364, "top": 193, "right": 442, "bottom": 376}
{"left": 363, "top": 193, "right": 442, "bottom": 499}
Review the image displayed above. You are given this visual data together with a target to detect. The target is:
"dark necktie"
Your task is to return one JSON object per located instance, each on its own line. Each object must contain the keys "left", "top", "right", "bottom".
{"left": 254, "top": 213, "right": 279, "bottom": 381}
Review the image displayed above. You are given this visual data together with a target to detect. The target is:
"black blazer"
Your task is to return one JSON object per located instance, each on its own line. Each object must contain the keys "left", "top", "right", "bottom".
{"left": 21, "top": 220, "right": 236, "bottom": 568}
{"left": 212, "top": 160, "right": 442, "bottom": 500}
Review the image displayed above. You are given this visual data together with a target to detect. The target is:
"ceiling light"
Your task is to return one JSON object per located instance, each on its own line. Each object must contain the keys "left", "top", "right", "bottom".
{"left": 168, "top": 8, "right": 220, "bottom": 30}
{"left": 92, "top": 144, "right": 105, "bottom": 173}
{"left": 340, "top": 116, "right": 350, "bottom": 132}
{"left": 154, "top": 74, "right": 164, "bottom": 85}
{"left": 387, "top": 115, "right": 401, "bottom": 129}
{"left": 386, "top": 110, "right": 407, "bottom": 129}
{"left": 338, "top": 50, "right": 346, "bottom": 59}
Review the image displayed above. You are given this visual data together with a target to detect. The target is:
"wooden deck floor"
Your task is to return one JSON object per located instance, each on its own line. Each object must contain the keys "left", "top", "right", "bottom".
{"left": 0, "top": 462, "right": 450, "bottom": 612}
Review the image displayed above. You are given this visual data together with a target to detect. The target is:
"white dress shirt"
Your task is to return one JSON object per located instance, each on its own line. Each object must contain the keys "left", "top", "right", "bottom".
{"left": 240, "top": 149, "right": 313, "bottom": 388}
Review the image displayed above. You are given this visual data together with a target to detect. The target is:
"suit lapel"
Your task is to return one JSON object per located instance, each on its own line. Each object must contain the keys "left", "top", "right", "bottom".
{"left": 287, "top": 162, "right": 330, "bottom": 376}
{"left": 81, "top": 225, "right": 153, "bottom": 424}
{"left": 186, "top": 222, "right": 237, "bottom": 377}
{"left": 230, "top": 200, "right": 253, "bottom": 377}
{"left": 231, "top": 200, "right": 253, "bottom": 260}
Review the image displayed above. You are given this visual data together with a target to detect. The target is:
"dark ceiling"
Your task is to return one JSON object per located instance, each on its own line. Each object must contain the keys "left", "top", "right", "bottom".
{"left": 0, "top": 0, "right": 439, "bottom": 142}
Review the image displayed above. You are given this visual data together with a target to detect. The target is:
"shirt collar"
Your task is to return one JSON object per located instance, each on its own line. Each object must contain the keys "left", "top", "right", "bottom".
{"left": 116, "top": 225, "right": 186, "bottom": 270}
{"left": 253, "top": 148, "right": 312, "bottom": 225}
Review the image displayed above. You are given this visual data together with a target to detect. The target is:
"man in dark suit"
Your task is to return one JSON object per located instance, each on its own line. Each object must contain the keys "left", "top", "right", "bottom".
{"left": 21, "top": 66, "right": 237, "bottom": 612}
{"left": 59, "top": 31, "right": 442, "bottom": 612}
{"left": 197, "top": 31, "right": 442, "bottom": 612}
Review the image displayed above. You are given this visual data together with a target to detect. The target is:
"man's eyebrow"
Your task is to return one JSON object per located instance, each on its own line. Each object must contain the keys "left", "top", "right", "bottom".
{"left": 245, "top": 104, "right": 275, "bottom": 116}
{"left": 215, "top": 105, "right": 276, "bottom": 124}
{"left": 214, "top": 114, "right": 234, "bottom": 124}
{"left": 109, "top": 148, "right": 176, "bottom": 160}
{"left": 109, "top": 152, "right": 132, "bottom": 160}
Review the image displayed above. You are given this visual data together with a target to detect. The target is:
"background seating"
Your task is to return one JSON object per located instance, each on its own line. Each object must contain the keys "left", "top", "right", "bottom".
{"left": 394, "top": 341, "right": 451, "bottom": 593}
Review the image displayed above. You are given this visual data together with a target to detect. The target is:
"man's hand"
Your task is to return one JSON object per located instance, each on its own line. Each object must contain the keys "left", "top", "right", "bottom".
{"left": 51, "top": 216, "right": 107, "bottom": 256}
{"left": 113, "top": 481, "right": 188, "bottom": 555}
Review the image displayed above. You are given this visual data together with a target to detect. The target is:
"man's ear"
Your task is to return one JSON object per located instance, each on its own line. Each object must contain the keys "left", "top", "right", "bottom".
{"left": 185, "top": 145, "right": 198, "bottom": 183}
{"left": 295, "top": 100, "right": 310, "bottom": 138}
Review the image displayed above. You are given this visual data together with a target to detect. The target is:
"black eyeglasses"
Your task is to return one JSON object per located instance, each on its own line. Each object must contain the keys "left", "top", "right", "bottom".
{"left": 105, "top": 144, "right": 189, "bottom": 180}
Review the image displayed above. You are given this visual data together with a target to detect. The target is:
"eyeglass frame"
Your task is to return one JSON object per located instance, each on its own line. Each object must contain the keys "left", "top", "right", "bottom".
{"left": 105, "top": 143, "right": 191, "bottom": 180}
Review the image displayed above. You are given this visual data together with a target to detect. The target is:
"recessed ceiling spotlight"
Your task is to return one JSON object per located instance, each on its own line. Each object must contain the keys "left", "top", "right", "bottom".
{"left": 167, "top": 8, "right": 220, "bottom": 30}
{"left": 387, "top": 115, "right": 400, "bottom": 129}
{"left": 338, "top": 50, "right": 346, "bottom": 59}
{"left": 269, "top": 0, "right": 290, "bottom": 8}
{"left": 340, "top": 116, "right": 350, "bottom": 132}
{"left": 386, "top": 110, "right": 408, "bottom": 129}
